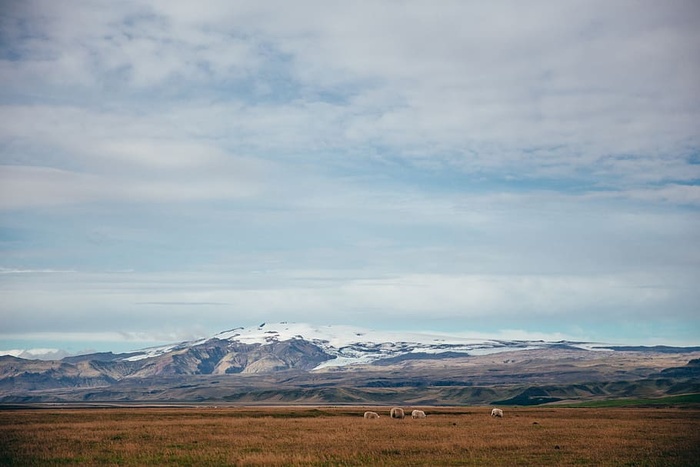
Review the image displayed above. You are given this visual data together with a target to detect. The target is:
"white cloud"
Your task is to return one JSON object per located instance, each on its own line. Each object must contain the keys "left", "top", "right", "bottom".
{"left": 0, "top": 348, "right": 72, "bottom": 360}
{"left": 0, "top": 163, "right": 263, "bottom": 209}
{"left": 94, "top": 140, "right": 229, "bottom": 170}
{"left": 0, "top": 103, "right": 283, "bottom": 208}
{"left": 1, "top": 266, "right": 695, "bottom": 337}
{"left": 3, "top": 1, "right": 697, "bottom": 184}
{"left": 587, "top": 184, "right": 700, "bottom": 206}
{"left": 0, "top": 166, "right": 105, "bottom": 208}
{"left": 0, "top": 1, "right": 698, "bottom": 348}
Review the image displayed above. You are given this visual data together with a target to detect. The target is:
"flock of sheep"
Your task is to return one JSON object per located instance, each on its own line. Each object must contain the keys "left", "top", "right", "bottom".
{"left": 364, "top": 407, "right": 504, "bottom": 419}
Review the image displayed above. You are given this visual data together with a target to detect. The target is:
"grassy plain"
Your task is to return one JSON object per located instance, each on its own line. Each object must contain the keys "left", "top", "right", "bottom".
{"left": 1, "top": 406, "right": 699, "bottom": 466}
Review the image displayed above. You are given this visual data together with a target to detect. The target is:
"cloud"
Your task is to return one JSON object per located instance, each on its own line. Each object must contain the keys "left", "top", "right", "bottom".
{"left": 3, "top": 1, "right": 698, "bottom": 185}
{"left": 0, "top": 267, "right": 77, "bottom": 274}
{"left": 1, "top": 263, "right": 696, "bottom": 336}
{"left": 0, "top": 330, "right": 208, "bottom": 345}
{"left": 0, "top": 162, "right": 263, "bottom": 209}
{"left": 0, "top": 166, "right": 104, "bottom": 208}
{"left": 0, "top": 1, "right": 698, "bottom": 348}
{"left": 0, "top": 348, "right": 73, "bottom": 360}
{"left": 242, "top": 1, "right": 700, "bottom": 179}
{"left": 0, "top": 103, "right": 279, "bottom": 208}
{"left": 595, "top": 185, "right": 700, "bottom": 206}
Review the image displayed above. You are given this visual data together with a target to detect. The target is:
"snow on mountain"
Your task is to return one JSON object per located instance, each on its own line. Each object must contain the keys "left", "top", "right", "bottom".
{"left": 123, "top": 322, "right": 596, "bottom": 369}
{"left": 123, "top": 342, "right": 191, "bottom": 362}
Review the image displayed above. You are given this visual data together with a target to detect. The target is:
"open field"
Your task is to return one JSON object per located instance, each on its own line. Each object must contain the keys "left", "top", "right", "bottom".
{"left": 1, "top": 406, "right": 699, "bottom": 466}
{"left": 561, "top": 393, "right": 700, "bottom": 408}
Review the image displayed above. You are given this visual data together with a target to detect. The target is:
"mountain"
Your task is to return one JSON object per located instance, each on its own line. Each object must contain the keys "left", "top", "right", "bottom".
{"left": 121, "top": 322, "right": 588, "bottom": 369}
{"left": 1, "top": 322, "right": 699, "bottom": 405}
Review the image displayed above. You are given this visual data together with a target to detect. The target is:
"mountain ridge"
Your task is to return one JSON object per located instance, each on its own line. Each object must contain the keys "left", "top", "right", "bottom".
{"left": 1, "top": 322, "right": 699, "bottom": 405}
{"left": 121, "top": 321, "right": 611, "bottom": 369}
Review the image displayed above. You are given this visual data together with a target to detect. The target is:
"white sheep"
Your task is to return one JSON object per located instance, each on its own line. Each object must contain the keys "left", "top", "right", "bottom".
{"left": 390, "top": 407, "right": 405, "bottom": 419}
{"left": 491, "top": 408, "right": 504, "bottom": 418}
{"left": 364, "top": 411, "right": 380, "bottom": 419}
{"left": 411, "top": 409, "right": 426, "bottom": 419}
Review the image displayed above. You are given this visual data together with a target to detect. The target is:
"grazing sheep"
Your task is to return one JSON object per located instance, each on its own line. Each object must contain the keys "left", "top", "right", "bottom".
{"left": 491, "top": 408, "right": 504, "bottom": 418}
{"left": 390, "top": 407, "right": 405, "bottom": 419}
{"left": 411, "top": 410, "right": 426, "bottom": 419}
{"left": 364, "top": 411, "right": 380, "bottom": 419}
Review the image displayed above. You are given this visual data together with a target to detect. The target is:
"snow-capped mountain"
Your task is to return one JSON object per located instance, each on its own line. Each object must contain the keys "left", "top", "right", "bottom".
{"left": 2, "top": 322, "right": 698, "bottom": 405}
{"left": 123, "top": 321, "right": 602, "bottom": 370}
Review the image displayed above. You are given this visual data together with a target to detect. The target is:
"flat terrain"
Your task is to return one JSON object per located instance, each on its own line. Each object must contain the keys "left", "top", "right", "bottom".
{"left": 1, "top": 406, "right": 699, "bottom": 466}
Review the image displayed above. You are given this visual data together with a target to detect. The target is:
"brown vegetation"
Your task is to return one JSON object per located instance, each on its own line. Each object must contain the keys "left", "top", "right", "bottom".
{"left": 1, "top": 406, "right": 699, "bottom": 466}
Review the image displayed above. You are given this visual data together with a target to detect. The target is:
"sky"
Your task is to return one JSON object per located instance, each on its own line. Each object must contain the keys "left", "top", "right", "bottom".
{"left": 1, "top": 0, "right": 699, "bottom": 356}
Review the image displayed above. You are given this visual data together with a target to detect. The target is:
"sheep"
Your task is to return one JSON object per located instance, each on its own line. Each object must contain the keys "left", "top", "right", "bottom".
{"left": 390, "top": 407, "right": 405, "bottom": 419}
{"left": 411, "top": 409, "right": 426, "bottom": 419}
{"left": 364, "top": 411, "right": 380, "bottom": 419}
{"left": 491, "top": 408, "right": 504, "bottom": 418}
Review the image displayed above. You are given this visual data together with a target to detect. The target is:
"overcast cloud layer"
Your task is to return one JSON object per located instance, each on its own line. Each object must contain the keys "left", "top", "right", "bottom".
{"left": 1, "top": 1, "right": 699, "bottom": 353}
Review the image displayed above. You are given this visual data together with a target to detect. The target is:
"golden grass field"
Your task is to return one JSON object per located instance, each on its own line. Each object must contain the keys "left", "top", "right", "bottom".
{"left": 1, "top": 406, "right": 699, "bottom": 466}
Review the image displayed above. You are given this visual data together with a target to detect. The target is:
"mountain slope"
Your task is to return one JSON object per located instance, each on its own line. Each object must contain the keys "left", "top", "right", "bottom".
{"left": 1, "top": 322, "right": 699, "bottom": 404}
{"left": 123, "top": 322, "right": 594, "bottom": 369}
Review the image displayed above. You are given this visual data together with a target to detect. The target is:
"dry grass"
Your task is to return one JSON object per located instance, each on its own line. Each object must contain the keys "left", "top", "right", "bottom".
{"left": 1, "top": 406, "right": 698, "bottom": 466}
